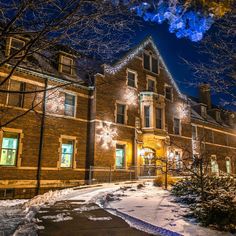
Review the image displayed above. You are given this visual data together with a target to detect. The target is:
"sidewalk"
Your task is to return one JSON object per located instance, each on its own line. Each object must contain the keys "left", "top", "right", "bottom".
{"left": 37, "top": 200, "right": 154, "bottom": 236}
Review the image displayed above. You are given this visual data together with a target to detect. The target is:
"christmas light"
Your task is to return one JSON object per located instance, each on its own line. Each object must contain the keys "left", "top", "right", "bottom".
{"left": 104, "top": 37, "right": 186, "bottom": 99}
{"left": 96, "top": 121, "right": 118, "bottom": 149}
{"left": 176, "top": 102, "right": 189, "bottom": 120}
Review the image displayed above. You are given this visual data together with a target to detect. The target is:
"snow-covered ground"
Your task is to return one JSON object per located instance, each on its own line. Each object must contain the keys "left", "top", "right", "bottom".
{"left": 0, "top": 181, "right": 235, "bottom": 236}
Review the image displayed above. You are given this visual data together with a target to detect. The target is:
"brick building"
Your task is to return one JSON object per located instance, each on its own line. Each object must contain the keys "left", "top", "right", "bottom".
{"left": 0, "top": 36, "right": 235, "bottom": 198}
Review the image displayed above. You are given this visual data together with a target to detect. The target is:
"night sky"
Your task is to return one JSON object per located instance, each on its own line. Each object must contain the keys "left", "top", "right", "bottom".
{"left": 135, "top": 21, "right": 221, "bottom": 107}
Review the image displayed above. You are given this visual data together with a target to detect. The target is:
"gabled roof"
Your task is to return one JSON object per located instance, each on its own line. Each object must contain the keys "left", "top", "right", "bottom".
{"left": 103, "top": 36, "right": 185, "bottom": 99}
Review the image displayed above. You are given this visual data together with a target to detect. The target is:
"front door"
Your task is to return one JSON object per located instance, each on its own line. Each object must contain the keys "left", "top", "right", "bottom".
{"left": 141, "top": 148, "right": 156, "bottom": 176}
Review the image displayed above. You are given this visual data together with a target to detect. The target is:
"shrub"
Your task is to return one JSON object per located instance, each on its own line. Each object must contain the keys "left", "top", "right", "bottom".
{"left": 153, "top": 176, "right": 163, "bottom": 187}
{"left": 153, "top": 175, "right": 176, "bottom": 187}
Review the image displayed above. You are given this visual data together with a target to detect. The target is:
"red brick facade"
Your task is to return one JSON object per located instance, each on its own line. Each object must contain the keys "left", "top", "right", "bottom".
{"left": 0, "top": 37, "right": 235, "bottom": 198}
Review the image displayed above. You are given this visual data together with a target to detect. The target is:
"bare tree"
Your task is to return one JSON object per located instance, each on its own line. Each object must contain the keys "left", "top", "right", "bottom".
{"left": 0, "top": 0, "right": 139, "bottom": 127}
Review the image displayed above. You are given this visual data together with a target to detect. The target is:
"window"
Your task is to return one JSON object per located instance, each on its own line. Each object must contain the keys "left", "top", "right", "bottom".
{"left": 211, "top": 155, "right": 218, "bottom": 174}
{"left": 116, "top": 144, "right": 125, "bottom": 168}
{"left": 8, "top": 80, "right": 25, "bottom": 107}
{"left": 144, "top": 105, "right": 150, "bottom": 127}
{"left": 192, "top": 125, "right": 197, "bottom": 140}
{"left": 156, "top": 108, "right": 162, "bottom": 129}
{"left": 173, "top": 118, "right": 181, "bottom": 135}
{"left": 147, "top": 79, "right": 155, "bottom": 92}
{"left": 226, "top": 157, "right": 231, "bottom": 174}
{"left": 143, "top": 52, "right": 158, "bottom": 74}
{"left": 64, "top": 93, "right": 76, "bottom": 117}
{"left": 127, "top": 71, "right": 137, "bottom": 88}
{"left": 165, "top": 86, "right": 172, "bottom": 101}
{"left": 175, "top": 151, "right": 182, "bottom": 170}
{"left": 7, "top": 37, "right": 25, "bottom": 57}
{"left": 0, "top": 132, "right": 19, "bottom": 166}
{"left": 201, "top": 105, "right": 207, "bottom": 118}
{"left": 116, "top": 103, "right": 126, "bottom": 124}
{"left": 60, "top": 55, "right": 75, "bottom": 75}
{"left": 60, "top": 140, "right": 74, "bottom": 168}
{"left": 216, "top": 111, "right": 221, "bottom": 122}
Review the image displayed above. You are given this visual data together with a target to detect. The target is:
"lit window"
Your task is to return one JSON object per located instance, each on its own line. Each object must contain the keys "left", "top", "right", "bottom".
{"left": 165, "top": 86, "right": 172, "bottom": 101}
{"left": 192, "top": 125, "right": 197, "bottom": 140}
{"left": 0, "top": 132, "right": 19, "bottom": 166}
{"left": 116, "top": 144, "right": 125, "bottom": 168}
{"left": 156, "top": 108, "right": 162, "bottom": 129}
{"left": 147, "top": 79, "right": 155, "bottom": 92}
{"left": 7, "top": 37, "right": 25, "bottom": 57}
{"left": 144, "top": 105, "right": 150, "bottom": 127}
{"left": 116, "top": 104, "right": 126, "bottom": 124}
{"left": 143, "top": 52, "right": 158, "bottom": 74}
{"left": 174, "top": 118, "right": 181, "bottom": 135}
{"left": 226, "top": 157, "right": 231, "bottom": 174}
{"left": 61, "top": 140, "right": 74, "bottom": 168}
{"left": 127, "top": 71, "right": 136, "bottom": 88}
{"left": 64, "top": 93, "right": 76, "bottom": 117}
{"left": 60, "top": 55, "right": 75, "bottom": 75}
{"left": 175, "top": 151, "right": 182, "bottom": 170}
{"left": 8, "top": 80, "right": 25, "bottom": 107}
{"left": 211, "top": 155, "right": 218, "bottom": 174}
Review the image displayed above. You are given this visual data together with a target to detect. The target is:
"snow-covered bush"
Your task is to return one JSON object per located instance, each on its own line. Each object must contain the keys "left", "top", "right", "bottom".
{"left": 172, "top": 176, "right": 236, "bottom": 232}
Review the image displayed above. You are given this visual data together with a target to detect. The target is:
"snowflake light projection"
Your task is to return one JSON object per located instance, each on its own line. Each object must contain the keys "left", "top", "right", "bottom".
{"left": 97, "top": 122, "right": 118, "bottom": 149}
{"left": 176, "top": 102, "right": 189, "bottom": 120}
{"left": 124, "top": 88, "right": 138, "bottom": 106}
{"left": 46, "top": 89, "right": 65, "bottom": 113}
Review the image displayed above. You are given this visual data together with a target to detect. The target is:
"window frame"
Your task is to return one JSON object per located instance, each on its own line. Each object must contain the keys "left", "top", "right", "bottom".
{"left": 6, "top": 37, "right": 26, "bottom": 58}
{"left": 146, "top": 75, "right": 156, "bottom": 92}
{"left": 191, "top": 125, "right": 198, "bottom": 140}
{"left": 58, "top": 135, "right": 77, "bottom": 169}
{"left": 144, "top": 105, "right": 151, "bottom": 128}
{"left": 225, "top": 157, "right": 231, "bottom": 174}
{"left": 143, "top": 51, "right": 159, "bottom": 74}
{"left": 210, "top": 155, "right": 218, "bottom": 174}
{"left": 59, "top": 54, "right": 75, "bottom": 75}
{"left": 126, "top": 69, "right": 138, "bottom": 88}
{"left": 64, "top": 92, "right": 76, "bottom": 117}
{"left": 201, "top": 105, "right": 207, "bottom": 118}
{"left": 115, "top": 143, "right": 126, "bottom": 169}
{"left": 115, "top": 102, "right": 127, "bottom": 125}
{"left": 7, "top": 79, "right": 26, "bottom": 108}
{"left": 0, "top": 128, "right": 23, "bottom": 167}
{"left": 155, "top": 107, "right": 163, "bottom": 129}
{"left": 164, "top": 85, "right": 173, "bottom": 101}
{"left": 173, "top": 117, "right": 181, "bottom": 135}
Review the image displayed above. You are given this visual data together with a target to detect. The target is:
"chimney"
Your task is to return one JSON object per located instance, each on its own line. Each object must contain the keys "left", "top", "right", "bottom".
{"left": 199, "top": 84, "right": 211, "bottom": 109}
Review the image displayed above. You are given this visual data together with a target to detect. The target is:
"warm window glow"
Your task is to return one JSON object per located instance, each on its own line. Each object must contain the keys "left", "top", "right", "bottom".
{"left": 60, "top": 140, "right": 74, "bottom": 168}
{"left": 0, "top": 132, "right": 19, "bottom": 166}
{"left": 116, "top": 144, "right": 125, "bottom": 168}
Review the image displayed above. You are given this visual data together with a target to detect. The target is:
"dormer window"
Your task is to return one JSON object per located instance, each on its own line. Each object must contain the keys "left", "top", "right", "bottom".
{"left": 6, "top": 37, "right": 25, "bottom": 58}
{"left": 143, "top": 52, "right": 158, "bottom": 74}
{"left": 201, "top": 105, "right": 207, "bottom": 118}
{"left": 59, "top": 54, "right": 75, "bottom": 75}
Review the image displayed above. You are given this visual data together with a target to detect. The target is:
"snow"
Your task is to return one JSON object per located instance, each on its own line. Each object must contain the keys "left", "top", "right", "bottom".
{"left": 1, "top": 181, "right": 235, "bottom": 236}
{"left": 101, "top": 181, "right": 235, "bottom": 236}
{"left": 88, "top": 216, "right": 112, "bottom": 221}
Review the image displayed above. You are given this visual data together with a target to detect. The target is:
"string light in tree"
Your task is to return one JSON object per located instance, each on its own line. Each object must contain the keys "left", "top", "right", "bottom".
{"left": 97, "top": 122, "right": 118, "bottom": 149}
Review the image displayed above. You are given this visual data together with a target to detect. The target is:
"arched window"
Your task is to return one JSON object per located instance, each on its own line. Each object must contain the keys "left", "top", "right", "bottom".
{"left": 225, "top": 157, "right": 231, "bottom": 174}
{"left": 211, "top": 155, "right": 218, "bottom": 174}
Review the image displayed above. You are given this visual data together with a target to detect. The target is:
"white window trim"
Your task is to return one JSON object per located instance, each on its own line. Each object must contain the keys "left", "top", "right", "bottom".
{"left": 143, "top": 50, "right": 160, "bottom": 75}
{"left": 114, "top": 141, "right": 127, "bottom": 170}
{"left": 210, "top": 155, "right": 219, "bottom": 174}
{"left": 5, "top": 37, "right": 26, "bottom": 58}
{"left": 225, "top": 157, "right": 231, "bottom": 174}
{"left": 59, "top": 54, "right": 75, "bottom": 75}
{"left": 173, "top": 117, "right": 182, "bottom": 135}
{"left": 126, "top": 68, "right": 138, "bottom": 89}
{"left": 64, "top": 92, "right": 77, "bottom": 118}
{"left": 146, "top": 75, "right": 157, "bottom": 93}
{"left": 0, "top": 127, "right": 23, "bottom": 167}
{"left": 58, "top": 135, "right": 77, "bottom": 169}
{"left": 191, "top": 125, "right": 198, "bottom": 141}
{"left": 115, "top": 101, "right": 128, "bottom": 125}
{"left": 164, "top": 84, "right": 173, "bottom": 102}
